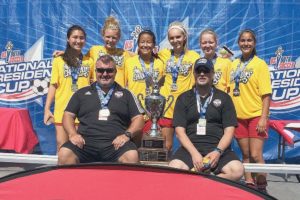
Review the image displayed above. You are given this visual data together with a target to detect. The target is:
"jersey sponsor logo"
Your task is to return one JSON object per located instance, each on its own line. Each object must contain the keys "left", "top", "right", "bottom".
{"left": 269, "top": 47, "right": 300, "bottom": 113}
{"left": 0, "top": 38, "right": 52, "bottom": 104}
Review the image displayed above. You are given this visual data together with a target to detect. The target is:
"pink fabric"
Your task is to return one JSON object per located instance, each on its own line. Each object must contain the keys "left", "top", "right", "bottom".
{"left": 0, "top": 107, "right": 38, "bottom": 153}
{"left": 269, "top": 120, "right": 300, "bottom": 145}
{"left": 0, "top": 165, "right": 265, "bottom": 200}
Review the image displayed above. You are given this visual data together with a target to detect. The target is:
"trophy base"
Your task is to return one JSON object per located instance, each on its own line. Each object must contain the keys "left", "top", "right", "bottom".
{"left": 139, "top": 131, "right": 168, "bottom": 161}
{"left": 138, "top": 148, "right": 169, "bottom": 162}
{"left": 141, "top": 135, "right": 165, "bottom": 149}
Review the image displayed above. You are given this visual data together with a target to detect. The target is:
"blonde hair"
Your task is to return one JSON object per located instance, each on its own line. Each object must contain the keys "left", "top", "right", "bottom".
{"left": 167, "top": 21, "right": 188, "bottom": 50}
{"left": 199, "top": 28, "right": 218, "bottom": 44}
{"left": 101, "top": 16, "right": 121, "bottom": 38}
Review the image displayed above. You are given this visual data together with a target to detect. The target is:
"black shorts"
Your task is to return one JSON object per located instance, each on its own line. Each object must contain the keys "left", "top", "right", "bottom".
{"left": 62, "top": 137, "right": 138, "bottom": 163}
{"left": 171, "top": 147, "right": 240, "bottom": 174}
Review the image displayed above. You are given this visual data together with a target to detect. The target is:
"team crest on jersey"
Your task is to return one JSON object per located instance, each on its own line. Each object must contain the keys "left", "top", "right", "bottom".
{"left": 213, "top": 71, "right": 222, "bottom": 85}
{"left": 213, "top": 99, "right": 222, "bottom": 107}
{"left": 133, "top": 66, "right": 145, "bottom": 81}
{"left": 133, "top": 66, "right": 159, "bottom": 82}
{"left": 63, "top": 64, "right": 90, "bottom": 78}
{"left": 84, "top": 91, "right": 92, "bottom": 95}
{"left": 115, "top": 91, "right": 123, "bottom": 98}
{"left": 98, "top": 51, "right": 124, "bottom": 67}
{"left": 230, "top": 70, "right": 253, "bottom": 84}
{"left": 165, "top": 61, "right": 192, "bottom": 77}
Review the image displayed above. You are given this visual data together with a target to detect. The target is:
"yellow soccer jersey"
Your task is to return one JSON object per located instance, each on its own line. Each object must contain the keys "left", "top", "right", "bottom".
{"left": 158, "top": 49, "right": 200, "bottom": 119}
{"left": 50, "top": 56, "right": 93, "bottom": 123}
{"left": 229, "top": 55, "right": 272, "bottom": 119}
{"left": 86, "top": 45, "right": 134, "bottom": 87}
{"left": 124, "top": 55, "right": 164, "bottom": 110}
{"left": 213, "top": 57, "right": 232, "bottom": 92}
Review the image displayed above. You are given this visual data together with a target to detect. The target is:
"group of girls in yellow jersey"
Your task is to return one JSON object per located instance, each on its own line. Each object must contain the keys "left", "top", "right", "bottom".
{"left": 45, "top": 16, "right": 271, "bottom": 192}
{"left": 199, "top": 28, "right": 271, "bottom": 192}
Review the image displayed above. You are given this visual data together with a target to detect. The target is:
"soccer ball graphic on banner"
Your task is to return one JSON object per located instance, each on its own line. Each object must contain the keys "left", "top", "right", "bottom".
{"left": 32, "top": 78, "right": 50, "bottom": 96}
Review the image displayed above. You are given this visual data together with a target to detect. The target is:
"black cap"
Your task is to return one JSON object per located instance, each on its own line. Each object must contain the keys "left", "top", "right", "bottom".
{"left": 194, "top": 57, "right": 214, "bottom": 72}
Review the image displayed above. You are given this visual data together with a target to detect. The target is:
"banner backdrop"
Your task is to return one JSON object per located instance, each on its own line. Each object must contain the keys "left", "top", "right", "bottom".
{"left": 0, "top": 0, "right": 299, "bottom": 161}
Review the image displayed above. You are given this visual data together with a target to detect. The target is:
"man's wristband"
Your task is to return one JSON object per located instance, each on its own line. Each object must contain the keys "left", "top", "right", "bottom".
{"left": 124, "top": 131, "right": 132, "bottom": 139}
{"left": 214, "top": 147, "right": 223, "bottom": 155}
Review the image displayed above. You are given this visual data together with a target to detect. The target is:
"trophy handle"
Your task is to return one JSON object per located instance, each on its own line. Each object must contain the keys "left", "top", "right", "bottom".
{"left": 137, "top": 93, "right": 145, "bottom": 105}
{"left": 163, "top": 95, "right": 174, "bottom": 116}
{"left": 137, "top": 93, "right": 147, "bottom": 114}
{"left": 158, "top": 75, "right": 166, "bottom": 88}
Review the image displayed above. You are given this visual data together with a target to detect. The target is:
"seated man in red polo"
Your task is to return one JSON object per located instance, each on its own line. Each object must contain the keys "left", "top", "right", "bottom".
{"left": 168, "top": 58, "right": 244, "bottom": 181}
{"left": 58, "top": 55, "right": 144, "bottom": 165}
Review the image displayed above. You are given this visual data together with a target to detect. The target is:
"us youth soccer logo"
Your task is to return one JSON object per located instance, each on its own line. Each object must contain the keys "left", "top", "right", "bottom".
{"left": 0, "top": 38, "right": 52, "bottom": 104}
{"left": 269, "top": 46, "right": 300, "bottom": 113}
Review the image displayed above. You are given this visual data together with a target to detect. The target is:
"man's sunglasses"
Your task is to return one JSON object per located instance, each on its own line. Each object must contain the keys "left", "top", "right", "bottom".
{"left": 96, "top": 68, "right": 115, "bottom": 73}
{"left": 195, "top": 67, "right": 211, "bottom": 74}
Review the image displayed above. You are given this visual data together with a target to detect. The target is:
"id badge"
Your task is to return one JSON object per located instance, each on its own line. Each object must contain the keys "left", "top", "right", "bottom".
{"left": 98, "top": 108, "right": 110, "bottom": 121}
{"left": 196, "top": 118, "right": 206, "bottom": 135}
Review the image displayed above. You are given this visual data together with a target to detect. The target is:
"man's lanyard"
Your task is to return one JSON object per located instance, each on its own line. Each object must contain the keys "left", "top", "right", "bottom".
{"left": 195, "top": 88, "right": 214, "bottom": 119}
{"left": 170, "top": 50, "right": 184, "bottom": 85}
{"left": 70, "top": 55, "right": 83, "bottom": 85}
{"left": 96, "top": 83, "right": 115, "bottom": 109}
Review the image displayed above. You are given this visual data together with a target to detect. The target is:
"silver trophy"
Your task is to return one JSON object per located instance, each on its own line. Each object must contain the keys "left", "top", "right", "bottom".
{"left": 139, "top": 76, "right": 173, "bottom": 162}
{"left": 145, "top": 82, "right": 166, "bottom": 137}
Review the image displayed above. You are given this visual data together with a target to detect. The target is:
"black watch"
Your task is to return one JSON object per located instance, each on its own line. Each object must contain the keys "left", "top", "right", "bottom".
{"left": 124, "top": 131, "right": 132, "bottom": 139}
{"left": 214, "top": 147, "right": 224, "bottom": 155}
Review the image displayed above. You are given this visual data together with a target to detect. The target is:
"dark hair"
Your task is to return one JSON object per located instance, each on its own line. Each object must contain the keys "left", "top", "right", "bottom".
{"left": 62, "top": 25, "right": 86, "bottom": 67}
{"left": 238, "top": 29, "right": 257, "bottom": 56}
{"left": 96, "top": 54, "right": 116, "bottom": 69}
{"left": 137, "top": 29, "right": 158, "bottom": 58}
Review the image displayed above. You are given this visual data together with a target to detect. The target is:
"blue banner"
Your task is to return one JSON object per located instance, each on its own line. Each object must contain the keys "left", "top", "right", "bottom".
{"left": 0, "top": 0, "right": 299, "bottom": 161}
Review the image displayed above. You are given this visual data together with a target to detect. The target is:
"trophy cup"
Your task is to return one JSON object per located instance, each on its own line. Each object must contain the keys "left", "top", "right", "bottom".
{"left": 138, "top": 77, "right": 170, "bottom": 162}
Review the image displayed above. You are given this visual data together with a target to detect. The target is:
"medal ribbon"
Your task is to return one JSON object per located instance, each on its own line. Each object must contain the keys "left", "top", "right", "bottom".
{"left": 211, "top": 54, "right": 218, "bottom": 66}
{"left": 170, "top": 50, "right": 184, "bottom": 86}
{"left": 195, "top": 88, "right": 214, "bottom": 119}
{"left": 139, "top": 56, "right": 154, "bottom": 92}
{"left": 70, "top": 55, "right": 83, "bottom": 85}
{"left": 96, "top": 83, "right": 115, "bottom": 109}
{"left": 233, "top": 55, "right": 254, "bottom": 91}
